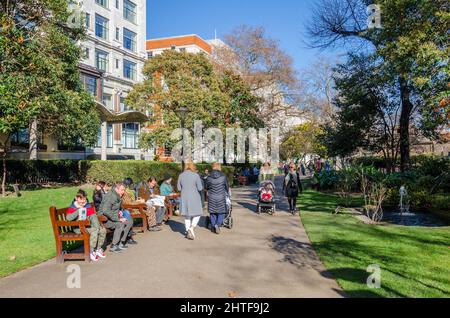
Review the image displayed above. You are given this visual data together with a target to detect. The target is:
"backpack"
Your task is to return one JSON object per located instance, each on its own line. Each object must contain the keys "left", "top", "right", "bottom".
{"left": 288, "top": 173, "right": 298, "bottom": 190}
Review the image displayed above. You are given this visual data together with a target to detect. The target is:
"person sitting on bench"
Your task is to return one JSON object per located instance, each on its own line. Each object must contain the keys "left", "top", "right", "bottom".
{"left": 99, "top": 182, "right": 135, "bottom": 253}
{"left": 67, "top": 189, "right": 107, "bottom": 262}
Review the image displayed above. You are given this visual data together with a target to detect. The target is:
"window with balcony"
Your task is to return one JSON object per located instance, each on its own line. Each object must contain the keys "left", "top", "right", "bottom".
{"left": 95, "top": 0, "right": 108, "bottom": 8}
{"left": 95, "top": 14, "right": 109, "bottom": 40}
{"left": 122, "top": 123, "right": 139, "bottom": 149}
{"left": 95, "top": 49, "right": 109, "bottom": 72}
{"left": 124, "top": 0, "right": 137, "bottom": 23}
{"left": 123, "top": 28, "right": 136, "bottom": 52}
{"left": 123, "top": 59, "right": 136, "bottom": 80}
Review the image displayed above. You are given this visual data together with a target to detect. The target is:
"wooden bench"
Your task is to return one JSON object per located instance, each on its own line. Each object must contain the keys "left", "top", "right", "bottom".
{"left": 49, "top": 207, "right": 91, "bottom": 263}
{"left": 164, "top": 194, "right": 180, "bottom": 222}
{"left": 122, "top": 203, "right": 148, "bottom": 233}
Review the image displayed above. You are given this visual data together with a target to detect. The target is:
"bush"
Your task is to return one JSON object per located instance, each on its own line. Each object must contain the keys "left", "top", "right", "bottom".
{"left": 1, "top": 160, "right": 82, "bottom": 184}
{"left": 1, "top": 160, "right": 235, "bottom": 187}
{"left": 316, "top": 170, "right": 340, "bottom": 190}
{"left": 82, "top": 161, "right": 235, "bottom": 186}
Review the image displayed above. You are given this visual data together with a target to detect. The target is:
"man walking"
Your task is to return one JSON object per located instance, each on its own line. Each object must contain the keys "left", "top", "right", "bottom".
{"left": 100, "top": 182, "right": 134, "bottom": 253}
{"left": 205, "top": 163, "right": 230, "bottom": 234}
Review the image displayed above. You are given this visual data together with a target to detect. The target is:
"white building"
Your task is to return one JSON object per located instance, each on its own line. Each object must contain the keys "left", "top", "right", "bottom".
{"left": 7, "top": 0, "right": 149, "bottom": 160}
{"left": 80, "top": 0, "right": 148, "bottom": 160}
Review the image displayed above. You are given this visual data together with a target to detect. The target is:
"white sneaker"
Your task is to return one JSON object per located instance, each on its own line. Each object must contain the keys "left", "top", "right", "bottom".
{"left": 95, "top": 249, "right": 106, "bottom": 259}
{"left": 189, "top": 227, "right": 196, "bottom": 240}
{"left": 90, "top": 252, "right": 100, "bottom": 262}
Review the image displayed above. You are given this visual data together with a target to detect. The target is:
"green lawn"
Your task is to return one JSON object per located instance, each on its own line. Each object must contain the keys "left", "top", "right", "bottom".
{"left": 0, "top": 186, "right": 93, "bottom": 278}
{"left": 299, "top": 190, "right": 450, "bottom": 298}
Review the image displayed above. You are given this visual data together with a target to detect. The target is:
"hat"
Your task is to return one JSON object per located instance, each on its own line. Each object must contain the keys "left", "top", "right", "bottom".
{"left": 163, "top": 173, "right": 172, "bottom": 181}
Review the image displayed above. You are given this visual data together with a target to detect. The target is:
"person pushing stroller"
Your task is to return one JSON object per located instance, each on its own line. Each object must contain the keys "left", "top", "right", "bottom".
{"left": 205, "top": 163, "right": 230, "bottom": 234}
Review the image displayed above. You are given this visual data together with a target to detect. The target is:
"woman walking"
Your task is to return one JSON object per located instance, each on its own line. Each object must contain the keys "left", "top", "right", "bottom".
{"left": 177, "top": 162, "right": 204, "bottom": 240}
{"left": 205, "top": 163, "right": 229, "bottom": 234}
{"left": 284, "top": 163, "right": 303, "bottom": 215}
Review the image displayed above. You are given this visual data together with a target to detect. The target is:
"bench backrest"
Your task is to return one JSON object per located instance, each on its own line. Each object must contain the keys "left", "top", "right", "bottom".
{"left": 49, "top": 207, "right": 74, "bottom": 236}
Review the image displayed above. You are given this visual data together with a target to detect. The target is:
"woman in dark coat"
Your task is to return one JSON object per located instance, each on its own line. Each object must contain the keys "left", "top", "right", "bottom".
{"left": 205, "top": 163, "right": 229, "bottom": 234}
{"left": 284, "top": 163, "right": 303, "bottom": 215}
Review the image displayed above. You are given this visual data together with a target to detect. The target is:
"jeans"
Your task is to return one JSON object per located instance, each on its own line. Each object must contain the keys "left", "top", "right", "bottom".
{"left": 155, "top": 206, "right": 165, "bottom": 224}
{"left": 122, "top": 210, "right": 132, "bottom": 220}
{"left": 210, "top": 214, "right": 225, "bottom": 227}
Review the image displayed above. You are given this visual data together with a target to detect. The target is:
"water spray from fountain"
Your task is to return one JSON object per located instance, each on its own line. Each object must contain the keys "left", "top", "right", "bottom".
{"left": 399, "top": 186, "right": 410, "bottom": 215}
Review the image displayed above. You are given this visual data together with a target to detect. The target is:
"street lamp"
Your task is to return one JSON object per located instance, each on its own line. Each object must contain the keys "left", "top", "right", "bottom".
{"left": 175, "top": 106, "right": 189, "bottom": 171}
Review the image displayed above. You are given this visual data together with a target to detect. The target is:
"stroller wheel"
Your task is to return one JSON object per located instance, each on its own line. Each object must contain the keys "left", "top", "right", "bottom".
{"left": 256, "top": 204, "right": 261, "bottom": 214}
{"left": 227, "top": 217, "right": 234, "bottom": 229}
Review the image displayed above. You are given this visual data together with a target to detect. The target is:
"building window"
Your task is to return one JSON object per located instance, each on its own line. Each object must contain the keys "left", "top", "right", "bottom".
{"left": 123, "top": 0, "right": 137, "bottom": 23}
{"left": 122, "top": 123, "right": 139, "bottom": 149}
{"left": 180, "top": 47, "right": 186, "bottom": 52}
{"left": 115, "top": 0, "right": 119, "bottom": 9}
{"left": 120, "top": 97, "right": 129, "bottom": 111}
{"left": 147, "top": 51, "right": 153, "bottom": 59}
{"left": 123, "top": 28, "right": 136, "bottom": 52}
{"left": 95, "top": 0, "right": 108, "bottom": 8}
{"left": 96, "top": 124, "right": 113, "bottom": 148}
{"left": 115, "top": 27, "right": 120, "bottom": 41}
{"left": 95, "top": 14, "right": 109, "bottom": 40}
{"left": 83, "top": 47, "right": 89, "bottom": 59}
{"left": 95, "top": 49, "right": 109, "bottom": 72}
{"left": 58, "top": 138, "right": 86, "bottom": 152}
{"left": 116, "top": 59, "right": 119, "bottom": 69}
{"left": 81, "top": 74, "right": 97, "bottom": 96}
{"left": 85, "top": 13, "right": 90, "bottom": 29}
{"left": 103, "top": 93, "right": 113, "bottom": 110}
{"left": 171, "top": 45, "right": 176, "bottom": 50}
{"left": 11, "top": 128, "right": 29, "bottom": 146}
{"left": 123, "top": 59, "right": 136, "bottom": 80}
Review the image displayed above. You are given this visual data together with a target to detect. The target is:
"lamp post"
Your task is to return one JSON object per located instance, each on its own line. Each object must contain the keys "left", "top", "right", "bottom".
{"left": 175, "top": 106, "right": 189, "bottom": 171}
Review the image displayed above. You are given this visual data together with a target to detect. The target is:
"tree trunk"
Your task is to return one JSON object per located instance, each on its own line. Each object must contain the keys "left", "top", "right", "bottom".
{"left": 2, "top": 155, "right": 6, "bottom": 198}
{"left": 399, "top": 76, "right": 413, "bottom": 172}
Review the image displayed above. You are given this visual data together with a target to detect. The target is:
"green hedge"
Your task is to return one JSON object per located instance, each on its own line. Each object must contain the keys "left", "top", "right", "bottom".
{"left": 81, "top": 161, "right": 235, "bottom": 186}
{"left": 1, "top": 160, "right": 82, "bottom": 184}
{"left": 2, "top": 160, "right": 235, "bottom": 187}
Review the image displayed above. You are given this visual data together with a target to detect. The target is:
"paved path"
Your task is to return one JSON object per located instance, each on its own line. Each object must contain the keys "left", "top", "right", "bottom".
{"left": 0, "top": 177, "right": 344, "bottom": 298}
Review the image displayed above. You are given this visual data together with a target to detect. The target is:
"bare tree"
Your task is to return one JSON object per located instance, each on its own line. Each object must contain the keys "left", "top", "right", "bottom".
{"left": 214, "top": 25, "right": 309, "bottom": 129}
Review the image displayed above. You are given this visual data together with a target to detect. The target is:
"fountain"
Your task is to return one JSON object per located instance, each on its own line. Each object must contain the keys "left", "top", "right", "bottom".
{"left": 381, "top": 185, "right": 448, "bottom": 227}
{"left": 399, "top": 186, "right": 410, "bottom": 215}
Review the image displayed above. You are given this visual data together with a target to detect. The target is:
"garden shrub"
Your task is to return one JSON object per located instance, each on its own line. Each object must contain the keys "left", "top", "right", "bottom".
{"left": 1, "top": 160, "right": 235, "bottom": 187}
{"left": 2, "top": 160, "right": 82, "bottom": 184}
{"left": 316, "top": 170, "right": 340, "bottom": 190}
{"left": 82, "top": 161, "right": 235, "bottom": 186}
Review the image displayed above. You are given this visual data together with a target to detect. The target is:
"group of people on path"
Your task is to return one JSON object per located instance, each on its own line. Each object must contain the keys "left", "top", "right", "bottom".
{"left": 178, "top": 162, "right": 230, "bottom": 239}
{"left": 65, "top": 162, "right": 231, "bottom": 261}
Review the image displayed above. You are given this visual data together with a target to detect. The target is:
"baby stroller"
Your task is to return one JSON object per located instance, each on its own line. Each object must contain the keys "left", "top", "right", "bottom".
{"left": 205, "top": 190, "right": 233, "bottom": 229}
{"left": 256, "top": 180, "right": 276, "bottom": 215}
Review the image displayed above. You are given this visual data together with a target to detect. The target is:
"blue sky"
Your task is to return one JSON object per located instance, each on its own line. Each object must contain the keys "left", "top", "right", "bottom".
{"left": 146, "top": 0, "right": 336, "bottom": 72}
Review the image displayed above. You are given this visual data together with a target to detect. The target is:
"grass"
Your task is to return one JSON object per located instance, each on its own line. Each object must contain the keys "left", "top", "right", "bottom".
{"left": 0, "top": 186, "right": 93, "bottom": 278}
{"left": 299, "top": 190, "right": 450, "bottom": 298}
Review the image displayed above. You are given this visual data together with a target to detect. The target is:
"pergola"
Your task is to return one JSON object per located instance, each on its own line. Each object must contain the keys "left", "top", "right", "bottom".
{"left": 95, "top": 101, "right": 149, "bottom": 160}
